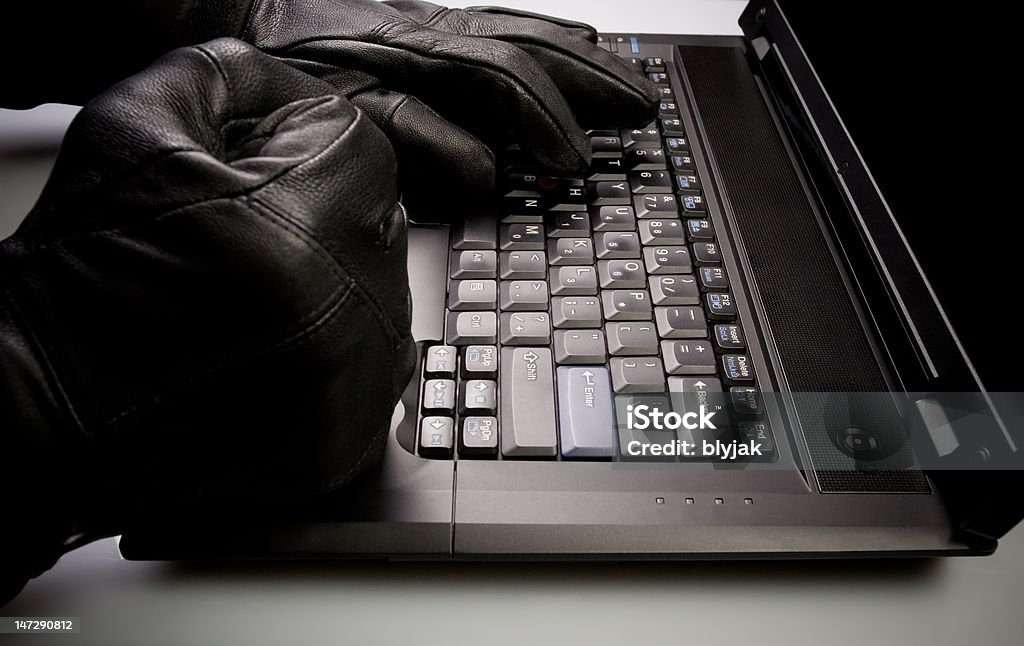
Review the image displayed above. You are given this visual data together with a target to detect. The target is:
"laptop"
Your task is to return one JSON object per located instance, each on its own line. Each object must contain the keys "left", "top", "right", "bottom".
{"left": 119, "top": 0, "right": 1024, "bottom": 560}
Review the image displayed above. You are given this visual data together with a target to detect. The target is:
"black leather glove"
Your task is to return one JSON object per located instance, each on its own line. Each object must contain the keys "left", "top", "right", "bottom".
{"left": 178, "top": 0, "right": 661, "bottom": 211}
{"left": 0, "top": 38, "right": 415, "bottom": 597}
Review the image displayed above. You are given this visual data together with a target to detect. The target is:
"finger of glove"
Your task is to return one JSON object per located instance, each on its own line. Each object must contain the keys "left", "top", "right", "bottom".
{"left": 350, "top": 88, "right": 496, "bottom": 206}
{"left": 383, "top": 1, "right": 597, "bottom": 42}
{"left": 414, "top": 7, "right": 660, "bottom": 128}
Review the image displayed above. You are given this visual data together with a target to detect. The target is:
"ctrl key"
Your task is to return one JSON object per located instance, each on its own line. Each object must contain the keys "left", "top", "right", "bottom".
{"left": 420, "top": 417, "right": 454, "bottom": 457}
{"left": 460, "top": 416, "right": 499, "bottom": 457}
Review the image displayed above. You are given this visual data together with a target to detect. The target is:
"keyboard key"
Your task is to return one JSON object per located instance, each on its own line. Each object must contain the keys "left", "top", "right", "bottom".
{"left": 595, "top": 232, "right": 642, "bottom": 259}
{"left": 634, "top": 194, "right": 679, "bottom": 218}
{"left": 590, "top": 135, "right": 623, "bottom": 157}
{"left": 504, "top": 193, "right": 547, "bottom": 217}
{"left": 599, "top": 259, "right": 647, "bottom": 288}
{"left": 425, "top": 345, "right": 457, "bottom": 378}
{"left": 553, "top": 296, "right": 603, "bottom": 328}
{"left": 449, "top": 279, "right": 497, "bottom": 311}
{"left": 643, "top": 245, "right": 692, "bottom": 274}
{"left": 658, "top": 101, "right": 679, "bottom": 118}
{"left": 705, "top": 292, "right": 737, "bottom": 320}
{"left": 661, "top": 340, "right": 717, "bottom": 375}
{"left": 680, "top": 193, "right": 707, "bottom": 214}
{"left": 500, "top": 223, "right": 545, "bottom": 250}
{"left": 500, "top": 312, "right": 552, "bottom": 346}
{"left": 602, "top": 290, "right": 653, "bottom": 321}
{"left": 420, "top": 417, "right": 454, "bottom": 457}
{"left": 730, "top": 387, "right": 764, "bottom": 418}
{"left": 655, "top": 306, "right": 708, "bottom": 338}
{"left": 606, "top": 322, "right": 659, "bottom": 356}
{"left": 693, "top": 242, "right": 721, "bottom": 265}
{"left": 610, "top": 357, "right": 666, "bottom": 392}
{"left": 548, "top": 181, "right": 587, "bottom": 211}
{"left": 499, "top": 280, "right": 549, "bottom": 311}
{"left": 667, "top": 377, "right": 727, "bottom": 449}
{"left": 660, "top": 118, "right": 685, "bottom": 137}
{"left": 588, "top": 157, "right": 627, "bottom": 181}
{"left": 737, "top": 420, "right": 775, "bottom": 458}
{"left": 501, "top": 347, "right": 558, "bottom": 457}
{"left": 459, "top": 379, "right": 497, "bottom": 415}
{"left": 644, "top": 57, "right": 665, "bottom": 72}
{"left": 713, "top": 324, "right": 746, "bottom": 351}
{"left": 452, "top": 214, "right": 497, "bottom": 250}
{"left": 665, "top": 137, "right": 690, "bottom": 152}
{"left": 548, "top": 238, "right": 595, "bottom": 265}
{"left": 548, "top": 212, "right": 590, "bottom": 238}
{"left": 450, "top": 250, "right": 497, "bottom": 279}
{"left": 620, "top": 127, "right": 661, "bottom": 148}
{"left": 686, "top": 218, "right": 715, "bottom": 241}
{"left": 624, "top": 147, "right": 667, "bottom": 171}
{"left": 591, "top": 206, "right": 635, "bottom": 231}
{"left": 638, "top": 219, "right": 686, "bottom": 245}
{"left": 648, "top": 72, "right": 669, "bottom": 84}
{"left": 657, "top": 86, "right": 674, "bottom": 100}
{"left": 629, "top": 170, "right": 674, "bottom": 194}
{"left": 668, "top": 376, "right": 723, "bottom": 393}
{"left": 721, "top": 354, "right": 755, "bottom": 385}
{"left": 551, "top": 265, "right": 598, "bottom": 295}
{"left": 616, "top": 394, "right": 677, "bottom": 460}
{"left": 650, "top": 275, "right": 700, "bottom": 305}
{"left": 462, "top": 345, "right": 499, "bottom": 379}
{"left": 446, "top": 311, "right": 498, "bottom": 345}
{"left": 554, "top": 330, "right": 608, "bottom": 364}
{"left": 588, "top": 181, "right": 631, "bottom": 205}
{"left": 675, "top": 174, "right": 702, "bottom": 193}
{"left": 698, "top": 266, "right": 729, "bottom": 290}
{"left": 499, "top": 251, "right": 547, "bottom": 279}
{"left": 460, "top": 416, "right": 499, "bottom": 457}
{"left": 422, "top": 379, "right": 456, "bottom": 414}
{"left": 558, "top": 367, "right": 616, "bottom": 457}
{"left": 671, "top": 153, "right": 697, "bottom": 174}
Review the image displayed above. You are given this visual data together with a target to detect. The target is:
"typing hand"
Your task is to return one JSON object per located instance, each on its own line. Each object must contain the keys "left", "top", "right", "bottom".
{"left": 0, "top": 39, "right": 415, "bottom": 595}
{"left": 179, "top": 0, "right": 661, "bottom": 212}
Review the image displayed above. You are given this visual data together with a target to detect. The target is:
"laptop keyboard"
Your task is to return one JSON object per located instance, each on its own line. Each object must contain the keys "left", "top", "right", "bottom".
{"left": 416, "top": 56, "right": 775, "bottom": 461}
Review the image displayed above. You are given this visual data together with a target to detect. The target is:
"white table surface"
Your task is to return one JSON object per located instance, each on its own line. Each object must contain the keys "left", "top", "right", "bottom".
{"left": 2, "top": 2, "right": 1021, "bottom": 645}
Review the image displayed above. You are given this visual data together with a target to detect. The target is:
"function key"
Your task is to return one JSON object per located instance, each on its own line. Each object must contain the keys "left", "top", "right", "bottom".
{"left": 658, "top": 101, "right": 680, "bottom": 119}
{"left": 705, "top": 292, "right": 737, "bottom": 321}
{"left": 665, "top": 137, "right": 690, "bottom": 152}
{"left": 425, "top": 345, "right": 457, "bottom": 378}
{"left": 692, "top": 242, "right": 721, "bottom": 265}
{"left": 671, "top": 153, "right": 697, "bottom": 174}
{"left": 698, "top": 266, "right": 729, "bottom": 291}
{"left": 660, "top": 118, "right": 685, "bottom": 137}
{"left": 657, "top": 86, "right": 674, "bottom": 100}
{"left": 675, "top": 174, "right": 702, "bottom": 193}
{"left": 686, "top": 218, "right": 715, "bottom": 241}
{"left": 680, "top": 194, "right": 707, "bottom": 215}
{"left": 644, "top": 57, "right": 666, "bottom": 72}
{"left": 648, "top": 72, "right": 670, "bottom": 85}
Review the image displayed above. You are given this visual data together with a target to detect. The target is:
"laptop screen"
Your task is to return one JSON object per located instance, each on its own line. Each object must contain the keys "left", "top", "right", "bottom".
{"left": 776, "top": 2, "right": 1014, "bottom": 391}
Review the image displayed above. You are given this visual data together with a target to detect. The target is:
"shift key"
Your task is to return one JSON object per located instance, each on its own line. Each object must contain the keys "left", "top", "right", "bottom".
{"left": 501, "top": 348, "right": 558, "bottom": 457}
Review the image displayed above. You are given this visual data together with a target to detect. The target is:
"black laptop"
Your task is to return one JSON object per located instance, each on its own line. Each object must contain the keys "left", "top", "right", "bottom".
{"left": 120, "top": 0, "right": 1024, "bottom": 560}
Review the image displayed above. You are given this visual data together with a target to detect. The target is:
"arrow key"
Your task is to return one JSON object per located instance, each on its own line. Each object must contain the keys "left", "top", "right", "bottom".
{"left": 419, "top": 417, "right": 454, "bottom": 458}
{"left": 460, "top": 379, "right": 498, "bottom": 415}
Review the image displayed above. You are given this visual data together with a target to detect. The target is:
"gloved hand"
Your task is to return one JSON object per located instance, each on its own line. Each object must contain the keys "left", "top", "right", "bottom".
{"left": 179, "top": 0, "right": 660, "bottom": 210}
{"left": 0, "top": 38, "right": 415, "bottom": 596}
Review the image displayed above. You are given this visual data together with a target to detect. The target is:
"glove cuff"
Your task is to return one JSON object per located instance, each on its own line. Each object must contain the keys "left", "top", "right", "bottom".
{"left": 0, "top": 251, "right": 98, "bottom": 601}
